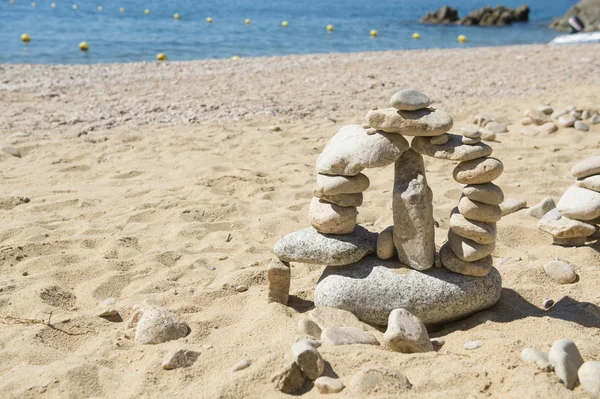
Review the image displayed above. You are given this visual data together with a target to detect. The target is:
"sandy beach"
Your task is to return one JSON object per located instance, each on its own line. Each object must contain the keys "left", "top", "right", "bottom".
{"left": 1, "top": 43, "right": 600, "bottom": 398}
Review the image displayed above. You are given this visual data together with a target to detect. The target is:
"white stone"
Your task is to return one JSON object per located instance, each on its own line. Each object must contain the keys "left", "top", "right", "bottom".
{"left": 521, "top": 348, "right": 550, "bottom": 370}
{"left": 558, "top": 114, "right": 576, "bottom": 127}
{"left": 458, "top": 197, "right": 502, "bottom": 223}
{"left": 268, "top": 258, "right": 290, "bottom": 305}
{"left": 538, "top": 215, "right": 595, "bottom": 239}
{"left": 572, "top": 156, "right": 600, "bottom": 179}
{"left": 500, "top": 198, "right": 527, "bottom": 216}
{"left": 321, "top": 327, "right": 379, "bottom": 346}
{"left": 484, "top": 121, "right": 507, "bottom": 133}
{"left": 592, "top": 114, "right": 600, "bottom": 124}
{"left": 464, "top": 340, "right": 484, "bottom": 350}
{"left": 575, "top": 121, "right": 589, "bottom": 132}
{"left": 383, "top": 308, "right": 433, "bottom": 353}
{"left": 557, "top": 186, "right": 600, "bottom": 221}
{"left": 551, "top": 109, "right": 569, "bottom": 119}
{"left": 350, "top": 367, "right": 412, "bottom": 395}
{"left": 577, "top": 175, "right": 600, "bottom": 192}
{"left": 314, "top": 173, "right": 370, "bottom": 196}
{"left": 315, "top": 376, "right": 345, "bottom": 394}
{"left": 460, "top": 126, "right": 480, "bottom": 137}
{"left": 308, "top": 197, "right": 357, "bottom": 234}
{"left": 134, "top": 308, "right": 189, "bottom": 344}
{"left": 412, "top": 134, "right": 493, "bottom": 162}
{"left": 366, "top": 107, "right": 453, "bottom": 136}
{"left": 480, "top": 129, "right": 496, "bottom": 141}
{"left": 579, "top": 362, "right": 600, "bottom": 399}
{"left": 162, "top": 349, "right": 200, "bottom": 370}
{"left": 390, "top": 89, "right": 431, "bottom": 111}
{"left": 549, "top": 339, "right": 584, "bottom": 390}
{"left": 453, "top": 157, "right": 504, "bottom": 185}
{"left": 462, "top": 136, "right": 481, "bottom": 145}
{"left": 520, "top": 127, "right": 539, "bottom": 136}
{"left": 527, "top": 197, "right": 556, "bottom": 219}
{"left": 543, "top": 260, "right": 577, "bottom": 284}
{"left": 540, "top": 122, "right": 558, "bottom": 135}
{"left": 462, "top": 183, "right": 504, "bottom": 205}
{"left": 450, "top": 211, "right": 496, "bottom": 244}
{"left": 526, "top": 109, "right": 551, "bottom": 125}
{"left": 231, "top": 359, "right": 253, "bottom": 372}
{"left": 536, "top": 105, "right": 553, "bottom": 114}
{"left": 448, "top": 230, "right": 495, "bottom": 261}
{"left": 292, "top": 340, "right": 324, "bottom": 380}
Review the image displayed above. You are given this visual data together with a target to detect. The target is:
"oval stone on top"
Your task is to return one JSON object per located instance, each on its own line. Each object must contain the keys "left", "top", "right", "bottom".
{"left": 390, "top": 89, "right": 431, "bottom": 111}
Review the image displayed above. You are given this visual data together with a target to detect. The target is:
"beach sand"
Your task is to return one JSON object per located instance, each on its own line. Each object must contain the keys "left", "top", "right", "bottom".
{"left": 1, "top": 43, "right": 600, "bottom": 398}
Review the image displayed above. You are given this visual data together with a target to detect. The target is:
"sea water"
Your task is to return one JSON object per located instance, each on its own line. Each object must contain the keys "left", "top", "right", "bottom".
{"left": 0, "top": 0, "right": 576, "bottom": 64}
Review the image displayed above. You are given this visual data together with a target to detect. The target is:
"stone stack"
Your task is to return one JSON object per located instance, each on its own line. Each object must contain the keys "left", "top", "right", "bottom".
{"left": 539, "top": 155, "right": 600, "bottom": 246}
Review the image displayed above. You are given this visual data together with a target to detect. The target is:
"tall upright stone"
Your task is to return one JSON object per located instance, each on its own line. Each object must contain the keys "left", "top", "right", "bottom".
{"left": 393, "top": 149, "right": 435, "bottom": 270}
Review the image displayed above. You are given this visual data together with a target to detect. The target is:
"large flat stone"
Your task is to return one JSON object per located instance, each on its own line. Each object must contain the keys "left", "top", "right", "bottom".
{"left": 411, "top": 134, "right": 493, "bottom": 161}
{"left": 557, "top": 186, "right": 600, "bottom": 221}
{"left": 366, "top": 107, "right": 453, "bottom": 136}
{"left": 316, "top": 125, "right": 409, "bottom": 176}
{"left": 274, "top": 226, "right": 377, "bottom": 266}
{"left": 538, "top": 215, "right": 596, "bottom": 238}
{"left": 314, "top": 256, "right": 502, "bottom": 325}
{"left": 571, "top": 155, "right": 600, "bottom": 179}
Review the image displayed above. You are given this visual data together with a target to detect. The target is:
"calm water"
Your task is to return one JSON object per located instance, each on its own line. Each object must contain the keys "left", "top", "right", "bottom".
{"left": 1, "top": 0, "right": 576, "bottom": 64}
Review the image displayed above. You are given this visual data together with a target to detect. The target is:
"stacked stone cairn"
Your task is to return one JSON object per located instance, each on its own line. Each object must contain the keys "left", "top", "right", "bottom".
{"left": 538, "top": 155, "right": 600, "bottom": 246}
{"left": 270, "top": 89, "right": 505, "bottom": 331}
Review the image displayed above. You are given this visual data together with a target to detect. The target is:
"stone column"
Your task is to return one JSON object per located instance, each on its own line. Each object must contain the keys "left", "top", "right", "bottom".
{"left": 393, "top": 148, "right": 435, "bottom": 270}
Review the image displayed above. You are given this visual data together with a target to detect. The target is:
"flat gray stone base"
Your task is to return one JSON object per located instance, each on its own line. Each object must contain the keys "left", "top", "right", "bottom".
{"left": 314, "top": 256, "right": 502, "bottom": 325}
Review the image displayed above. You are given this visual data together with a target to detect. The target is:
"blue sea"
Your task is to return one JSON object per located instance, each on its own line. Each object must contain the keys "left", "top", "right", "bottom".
{"left": 1, "top": 0, "right": 576, "bottom": 64}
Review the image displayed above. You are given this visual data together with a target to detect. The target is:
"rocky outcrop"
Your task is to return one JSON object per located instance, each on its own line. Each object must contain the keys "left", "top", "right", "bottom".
{"left": 421, "top": 6, "right": 459, "bottom": 24}
{"left": 550, "top": 0, "right": 600, "bottom": 31}
{"left": 422, "top": 5, "right": 530, "bottom": 26}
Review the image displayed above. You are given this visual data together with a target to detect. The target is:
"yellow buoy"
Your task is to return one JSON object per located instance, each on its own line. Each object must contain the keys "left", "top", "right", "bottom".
{"left": 21, "top": 33, "right": 31, "bottom": 43}
{"left": 245, "top": 18, "right": 251, "bottom": 24}
{"left": 326, "top": 24, "right": 334, "bottom": 32}
{"left": 412, "top": 32, "right": 420, "bottom": 39}
{"left": 144, "top": 9, "right": 150, "bottom": 15}
{"left": 458, "top": 34, "right": 467, "bottom": 43}
{"left": 232, "top": 55, "right": 240, "bottom": 60}
{"left": 51, "top": 3, "right": 56, "bottom": 7}
{"left": 79, "top": 41, "right": 88, "bottom": 51}
{"left": 31, "top": 1, "right": 36, "bottom": 7}
{"left": 281, "top": 20, "right": 288, "bottom": 27}
{"left": 97, "top": 6, "right": 102, "bottom": 11}
{"left": 173, "top": 13, "right": 180, "bottom": 20}
{"left": 206, "top": 17, "right": 212, "bottom": 23}
{"left": 72, "top": 4, "right": 78, "bottom": 10}
{"left": 156, "top": 53, "right": 167, "bottom": 61}
{"left": 370, "top": 29, "right": 378, "bottom": 37}
{"left": 119, "top": 7, "right": 125, "bottom": 12}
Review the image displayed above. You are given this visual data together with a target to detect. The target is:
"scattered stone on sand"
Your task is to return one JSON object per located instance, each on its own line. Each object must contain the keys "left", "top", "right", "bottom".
{"left": 314, "top": 192, "right": 363, "bottom": 207}
{"left": 540, "top": 122, "right": 558, "bottom": 135}
{"left": 308, "top": 197, "right": 358, "bottom": 234}
{"left": 500, "top": 198, "right": 527, "bottom": 216}
{"left": 271, "top": 362, "right": 305, "bottom": 394}
{"left": 527, "top": 197, "right": 556, "bottom": 219}
{"left": 480, "top": 129, "right": 496, "bottom": 141}
{"left": 551, "top": 109, "right": 569, "bottom": 119}
{"left": 366, "top": 107, "right": 453, "bottom": 136}
{"left": 389, "top": 89, "right": 431, "bottom": 111}
{"left": 316, "top": 125, "right": 409, "bottom": 176}
{"left": 236, "top": 285, "right": 248, "bottom": 292}
{"left": 549, "top": 339, "right": 584, "bottom": 390}
{"left": 521, "top": 117, "right": 533, "bottom": 125}
{"left": 292, "top": 340, "right": 325, "bottom": 380}
{"left": 440, "top": 242, "right": 493, "bottom": 277}
{"left": 383, "top": 308, "right": 433, "bottom": 353}
{"left": 464, "top": 340, "right": 484, "bottom": 350}
{"left": 393, "top": 149, "right": 435, "bottom": 270}
{"left": 484, "top": 121, "right": 507, "bottom": 133}
{"left": 267, "top": 258, "right": 291, "bottom": 305}
{"left": 553, "top": 236, "right": 588, "bottom": 247}
{"left": 582, "top": 110, "right": 592, "bottom": 120}
{"left": 572, "top": 156, "right": 600, "bottom": 179}
{"left": 575, "top": 121, "right": 590, "bottom": 132}
{"left": 578, "top": 362, "right": 600, "bottom": 399}
{"left": 314, "top": 256, "right": 502, "bottom": 325}
{"left": 463, "top": 182, "right": 504, "bottom": 205}
{"left": 231, "top": 359, "right": 253, "bottom": 372}
{"left": 350, "top": 366, "right": 412, "bottom": 395}
{"left": 431, "top": 337, "right": 445, "bottom": 347}
{"left": 526, "top": 109, "right": 552, "bottom": 125}
{"left": 571, "top": 110, "right": 583, "bottom": 120}
{"left": 577, "top": 175, "right": 600, "bottom": 192}
{"left": 321, "top": 327, "right": 379, "bottom": 346}
{"left": 314, "top": 173, "right": 370, "bottom": 196}
{"left": 536, "top": 105, "right": 553, "bottom": 115}
{"left": 315, "top": 376, "right": 345, "bottom": 394}
{"left": 1, "top": 146, "right": 21, "bottom": 158}
{"left": 412, "top": 134, "right": 493, "bottom": 162}
{"left": 450, "top": 211, "right": 496, "bottom": 244}
{"left": 520, "top": 348, "right": 551, "bottom": 370}
{"left": 453, "top": 157, "right": 504, "bottom": 185}
{"left": 10, "top": 131, "right": 30, "bottom": 138}
{"left": 376, "top": 226, "right": 395, "bottom": 260}
{"left": 558, "top": 114, "right": 576, "bottom": 128}
{"left": 162, "top": 349, "right": 200, "bottom": 370}
{"left": 298, "top": 318, "right": 322, "bottom": 339}
{"left": 134, "top": 308, "right": 189, "bottom": 344}
{"left": 430, "top": 133, "right": 449, "bottom": 145}
{"left": 458, "top": 196, "right": 502, "bottom": 223}
{"left": 448, "top": 230, "right": 495, "bottom": 262}
{"left": 462, "top": 136, "right": 481, "bottom": 145}
{"left": 474, "top": 115, "right": 492, "bottom": 127}
{"left": 520, "top": 127, "right": 539, "bottom": 136}
{"left": 273, "top": 226, "right": 377, "bottom": 266}
{"left": 556, "top": 186, "right": 600, "bottom": 221}
{"left": 543, "top": 298, "right": 554, "bottom": 309}
{"left": 96, "top": 297, "right": 119, "bottom": 317}
{"left": 269, "top": 126, "right": 282, "bottom": 132}
{"left": 543, "top": 260, "right": 577, "bottom": 284}
{"left": 592, "top": 114, "right": 600, "bottom": 125}
{"left": 538, "top": 215, "right": 596, "bottom": 239}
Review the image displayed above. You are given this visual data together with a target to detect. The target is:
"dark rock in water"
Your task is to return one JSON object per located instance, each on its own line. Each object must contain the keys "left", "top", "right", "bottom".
{"left": 421, "top": 6, "right": 459, "bottom": 24}
{"left": 550, "top": 0, "right": 600, "bottom": 32}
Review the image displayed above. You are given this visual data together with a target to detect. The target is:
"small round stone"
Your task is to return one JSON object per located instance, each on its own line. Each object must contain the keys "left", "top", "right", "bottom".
{"left": 430, "top": 133, "right": 449, "bottom": 145}
{"left": 462, "top": 136, "right": 481, "bottom": 145}
{"left": 390, "top": 89, "right": 431, "bottom": 111}
{"left": 460, "top": 126, "right": 481, "bottom": 138}
{"left": 575, "top": 121, "right": 590, "bottom": 132}
{"left": 315, "top": 376, "right": 345, "bottom": 394}
{"left": 236, "top": 285, "right": 248, "bottom": 292}
{"left": 543, "top": 260, "right": 577, "bottom": 284}
{"left": 453, "top": 157, "right": 504, "bottom": 185}
{"left": 542, "top": 298, "right": 554, "bottom": 309}
{"left": 464, "top": 340, "right": 484, "bottom": 350}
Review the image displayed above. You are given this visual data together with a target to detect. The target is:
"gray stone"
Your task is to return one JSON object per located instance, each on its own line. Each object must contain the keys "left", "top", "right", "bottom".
{"left": 316, "top": 125, "right": 409, "bottom": 176}
{"left": 134, "top": 308, "right": 189, "bottom": 344}
{"left": 453, "top": 157, "right": 504, "bottom": 185}
{"left": 462, "top": 136, "right": 481, "bottom": 145}
{"left": 431, "top": 337, "right": 445, "bottom": 347}
{"left": 350, "top": 367, "right": 412, "bottom": 395}
{"left": 549, "top": 339, "right": 584, "bottom": 390}
{"left": 527, "top": 197, "right": 556, "bottom": 219}
{"left": 526, "top": 109, "right": 552, "bottom": 125}
{"left": 462, "top": 183, "right": 504, "bottom": 205}
{"left": 314, "top": 173, "right": 370, "bottom": 196}
{"left": 430, "top": 133, "right": 449, "bottom": 145}
{"left": 485, "top": 121, "right": 507, "bottom": 133}
{"left": 450, "top": 211, "right": 496, "bottom": 244}
{"left": 578, "top": 362, "right": 600, "bottom": 399}
{"left": 393, "top": 149, "right": 435, "bottom": 270}
{"left": 521, "top": 348, "right": 551, "bottom": 370}
{"left": 557, "top": 186, "right": 600, "bottom": 221}
{"left": 162, "top": 349, "right": 200, "bottom": 370}
{"left": 268, "top": 258, "right": 291, "bottom": 305}
{"left": 321, "top": 327, "right": 379, "bottom": 346}
{"left": 383, "top": 308, "right": 433, "bottom": 353}
{"left": 480, "top": 129, "right": 496, "bottom": 141}
{"left": 536, "top": 105, "right": 553, "bottom": 115}
{"left": 308, "top": 197, "right": 357, "bottom": 234}
{"left": 458, "top": 197, "right": 502, "bottom": 223}
{"left": 292, "top": 340, "right": 324, "bottom": 380}
{"left": 274, "top": 226, "right": 377, "bottom": 266}
{"left": 575, "top": 121, "right": 590, "bottom": 132}
{"left": 543, "top": 260, "right": 577, "bottom": 284}
{"left": 538, "top": 215, "right": 596, "bottom": 238}
{"left": 520, "top": 127, "right": 539, "bottom": 136}
{"left": 500, "top": 198, "right": 527, "bottom": 216}
{"left": 376, "top": 226, "right": 395, "bottom": 260}
{"left": 551, "top": 109, "right": 569, "bottom": 119}
{"left": 541, "top": 207, "right": 561, "bottom": 222}
{"left": 464, "top": 340, "right": 484, "bottom": 350}
{"left": 440, "top": 242, "right": 493, "bottom": 277}
{"left": 231, "top": 359, "right": 252, "bottom": 372}
{"left": 390, "top": 89, "right": 431, "bottom": 111}
{"left": 577, "top": 175, "right": 600, "bottom": 192}
{"left": 314, "top": 256, "right": 502, "bottom": 325}
{"left": 558, "top": 114, "right": 576, "bottom": 128}
{"left": 540, "top": 122, "right": 558, "bottom": 135}
{"left": 1, "top": 146, "right": 21, "bottom": 158}
{"left": 366, "top": 107, "right": 453, "bottom": 136}
{"left": 298, "top": 318, "right": 322, "bottom": 339}
{"left": 271, "top": 362, "right": 305, "bottom": 394}
{"left": 592, "top": 114, "right": 600, "bottom": 125}
{"left": 460, "top": 126, "right": 480, "bottom": 137}
{"left": 448, "top": 230, "right": 495, "bottom": 262}
{"left": 314, "top": 192, "right": 362, "bottom": 207}
{"left": 412, "top": 134, "right": 493, "bottom": 162}
{"left": 572, "top": 156, "right": 600, "bottom": 179}
{"left": 315, "top": 376, "right": 345, "bottom": 394}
